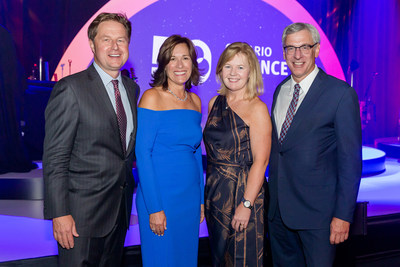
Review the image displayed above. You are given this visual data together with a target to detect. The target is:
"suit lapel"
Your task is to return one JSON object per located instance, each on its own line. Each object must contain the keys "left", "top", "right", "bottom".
{"left": 281, "top": 69, "right": 327, "bottom": 150}
{"left": 87, "top": 65, "right": 121, "bottom": 148}
{"left": 271, "top": 76, "right": 290, "bottom": 142}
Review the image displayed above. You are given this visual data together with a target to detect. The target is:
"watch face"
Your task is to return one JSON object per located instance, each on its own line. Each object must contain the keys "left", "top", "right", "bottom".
{"left": 243, "top": 200, "right": 251, "bottom": 208}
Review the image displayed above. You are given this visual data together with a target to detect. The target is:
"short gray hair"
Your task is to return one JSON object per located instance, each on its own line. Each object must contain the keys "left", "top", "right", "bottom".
{"left": 282, "top": 23, "right": 320, "bottom": 47}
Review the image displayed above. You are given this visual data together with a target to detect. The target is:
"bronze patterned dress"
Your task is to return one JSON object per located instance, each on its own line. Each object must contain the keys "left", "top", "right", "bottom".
{"left": 203, "top": 95, "right": 265, "bottom": 267}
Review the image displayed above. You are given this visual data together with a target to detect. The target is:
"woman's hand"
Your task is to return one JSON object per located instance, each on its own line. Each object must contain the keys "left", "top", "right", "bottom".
{"left": 149, "top": 210, "right": 167, "bottom": 236}
{"left": 231, "top": 204, "right": 251, "bottom": 232}
{"left": 200, "top": 204, "right": 205, "bottom": 223}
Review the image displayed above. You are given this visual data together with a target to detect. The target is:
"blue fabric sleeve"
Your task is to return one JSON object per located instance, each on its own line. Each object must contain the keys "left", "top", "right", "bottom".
{"left": 334, "top": 87, "right": 362, "bottom": 222}
{"left": 135, "top": 108, "right": 163, "bottom": 214}
{"left": 195, "top": 144, "right": 204, "bottom": 204}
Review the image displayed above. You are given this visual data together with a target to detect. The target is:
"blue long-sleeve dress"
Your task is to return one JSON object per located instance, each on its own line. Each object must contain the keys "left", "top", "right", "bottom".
{"left": 135, "top": 107, "right": 204, "bottom": 267}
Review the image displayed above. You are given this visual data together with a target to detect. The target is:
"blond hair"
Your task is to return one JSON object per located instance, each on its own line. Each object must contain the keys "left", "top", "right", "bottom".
{"left": 216, "top": 42, "right": 263, "bottom": 99}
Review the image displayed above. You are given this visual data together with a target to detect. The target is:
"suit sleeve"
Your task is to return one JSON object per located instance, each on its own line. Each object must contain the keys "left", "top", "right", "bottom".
{"left": 135, "top": 109, "right": 163, "bottom": 214}
{"left": 334, "top": 86, "right": 362, "bottom": 223}
{"left": 195, "top": 143, "right": 204, "bottom": 204}
{"left": 43, "top": 79, "right": 79, "bottom": 219}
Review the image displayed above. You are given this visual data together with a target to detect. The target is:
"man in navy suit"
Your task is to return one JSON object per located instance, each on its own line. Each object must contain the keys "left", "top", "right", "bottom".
{"left": 268, "top": 22, "right": 362, "bottom": 266}
{"left": 43, "top": 13, "right": 139, "bottom": 266}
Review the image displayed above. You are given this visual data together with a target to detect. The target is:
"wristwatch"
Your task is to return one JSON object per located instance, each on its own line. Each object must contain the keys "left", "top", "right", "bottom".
{"left": 241, "top": 197, "right": 253, "bottom": 210}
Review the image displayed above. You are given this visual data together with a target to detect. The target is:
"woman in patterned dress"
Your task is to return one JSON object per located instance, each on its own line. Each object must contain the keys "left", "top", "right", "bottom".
{"left": 203, "top": 42, "right": 272, "bottom": 266}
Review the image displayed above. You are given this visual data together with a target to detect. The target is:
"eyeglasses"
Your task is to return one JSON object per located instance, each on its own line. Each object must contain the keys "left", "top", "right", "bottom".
{"left": 284, "top": 43, "right": 318, "bottom": 55}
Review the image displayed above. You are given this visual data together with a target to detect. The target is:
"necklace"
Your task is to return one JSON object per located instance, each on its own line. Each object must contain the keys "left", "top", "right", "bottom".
{"left": 167, "top": 88, "right": 188, "bottom": 102}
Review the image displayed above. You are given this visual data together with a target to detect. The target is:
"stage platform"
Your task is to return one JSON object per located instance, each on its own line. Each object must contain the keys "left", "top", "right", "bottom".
{"left": 361, "top": 146, "right": 386, "bottom": 176}
{"left": 0, "top": 147, "right": 389, "bottom": 200}
{"left": 1, "top": 156, "right": 400, "bottom": 264}
{"left": 375, "top": 137, "right": 400, "bottom": 159}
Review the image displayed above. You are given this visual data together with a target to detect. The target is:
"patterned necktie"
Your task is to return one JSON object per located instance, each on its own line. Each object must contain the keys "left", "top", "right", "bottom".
{"left": 111, "top": 80, "right": 127, "bottom": 152}
{"left": 279, "top": 83, "right": 300, "bottom": 144}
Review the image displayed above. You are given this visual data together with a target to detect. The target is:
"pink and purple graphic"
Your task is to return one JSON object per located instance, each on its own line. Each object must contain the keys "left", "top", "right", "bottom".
{"left": 53, "top": 0, "right": 344, "bottom": 127}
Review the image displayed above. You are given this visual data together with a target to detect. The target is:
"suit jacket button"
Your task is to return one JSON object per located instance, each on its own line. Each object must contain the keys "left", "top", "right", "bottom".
{"left": 120, "top": 182, "right": 127, "bottom": 189}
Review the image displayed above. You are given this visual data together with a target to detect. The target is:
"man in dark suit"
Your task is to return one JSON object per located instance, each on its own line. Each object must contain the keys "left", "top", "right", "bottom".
{"left": 268, "top": 22, "right": 362, "bottom": 266}
{"left": 43, "top": 13, "right": 139, "bottom": 266}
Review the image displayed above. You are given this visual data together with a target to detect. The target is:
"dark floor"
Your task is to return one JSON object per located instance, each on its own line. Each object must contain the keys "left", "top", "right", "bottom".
{"left": 3, "top": 217, "right": 400, "bottom": 267}
{"left": 122, "top": 238, "right": 214, "bottom": 267}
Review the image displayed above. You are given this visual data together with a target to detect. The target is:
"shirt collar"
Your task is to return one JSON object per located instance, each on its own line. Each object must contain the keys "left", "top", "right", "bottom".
{"left": 93, "top": 61, "right": 122, "bottom": 87}
{"left": 288, "top": 65, "right": 319, "bottom": 96}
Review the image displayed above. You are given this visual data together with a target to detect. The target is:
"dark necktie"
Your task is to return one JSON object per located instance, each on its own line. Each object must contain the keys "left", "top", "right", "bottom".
{"left": 111, "top": 80, "right": 127, "bottom": 152}
{"left": 279, "top": 83, "right": 300, "bottom": 144}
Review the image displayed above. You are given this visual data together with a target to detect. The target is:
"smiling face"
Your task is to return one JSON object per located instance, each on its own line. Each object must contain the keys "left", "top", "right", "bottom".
{"left": 283, "top": 29, "right": 320, "bottom": 83}
{"left": 165, "top": 43, "right": 193, "bottom": 88}
{"left": 220, "top": 53, "right": 250, "bottom": 93}
{"left": 89, "top": 20, "right": 129, "bottom": 78}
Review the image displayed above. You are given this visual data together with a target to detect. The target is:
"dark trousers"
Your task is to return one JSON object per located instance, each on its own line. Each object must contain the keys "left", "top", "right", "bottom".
{"left": 58, "top": 201, "right": 128, "bottom": 267}
{"left": 268, "top": 205, "right": 335, "bottom": 267}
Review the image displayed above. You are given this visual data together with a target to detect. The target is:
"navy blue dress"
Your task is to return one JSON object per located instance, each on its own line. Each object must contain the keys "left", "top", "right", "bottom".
{"left": 135, "top": 107, "right": 204, "bottom": 266}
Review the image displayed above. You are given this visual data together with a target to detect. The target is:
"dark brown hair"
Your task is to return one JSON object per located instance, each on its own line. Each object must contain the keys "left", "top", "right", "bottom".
{"left": 150, "top": 35, "right": 201, "bottom": 90}
{"left": 88, "top": 13, "right": 132, "bottom": 42}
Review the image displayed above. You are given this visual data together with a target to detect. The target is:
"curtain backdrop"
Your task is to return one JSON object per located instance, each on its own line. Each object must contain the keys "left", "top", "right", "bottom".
{"left": 349, "top": 0, "right": 400, "bottom": 143}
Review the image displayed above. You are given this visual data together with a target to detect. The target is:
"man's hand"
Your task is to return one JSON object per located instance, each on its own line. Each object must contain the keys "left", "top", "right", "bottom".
{"left": 330, "top": 217, "right": 350, "bottom": 245}
{"left": 53, "top": 215, "right": 79, "bottom": 249}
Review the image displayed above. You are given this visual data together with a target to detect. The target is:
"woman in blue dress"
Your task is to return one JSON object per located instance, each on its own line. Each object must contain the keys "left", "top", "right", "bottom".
{"left": 135, "top": 35, "right": 204, "bottom": 266}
